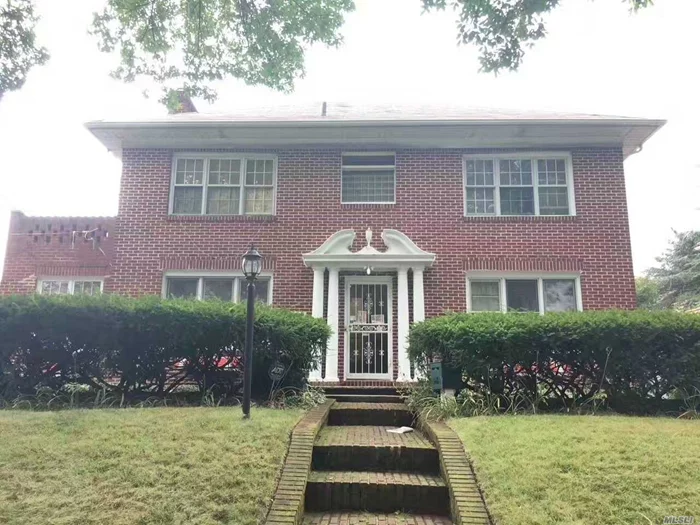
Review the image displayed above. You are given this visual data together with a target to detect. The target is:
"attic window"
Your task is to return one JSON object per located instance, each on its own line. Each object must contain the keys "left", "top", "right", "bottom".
{"left": 341, "top": 153, "right": 395, "bottom": 204}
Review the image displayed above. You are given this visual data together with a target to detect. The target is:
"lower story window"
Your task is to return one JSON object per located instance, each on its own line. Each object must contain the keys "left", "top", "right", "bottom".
{"left": 468, "top": 275, "right": 580, "bottom": 313}
{"left": 38, "top": 279, "right": 103, "bottom": 296}
{"left": 165, "top": 275, "right": 272, "bottom": 304}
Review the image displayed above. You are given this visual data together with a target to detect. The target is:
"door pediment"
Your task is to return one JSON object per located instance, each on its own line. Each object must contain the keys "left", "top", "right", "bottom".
{"left": 302, "top": 228, "right": 435, "bottom": 269}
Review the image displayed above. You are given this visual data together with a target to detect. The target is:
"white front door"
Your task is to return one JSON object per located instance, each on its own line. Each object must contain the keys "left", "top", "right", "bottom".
{"left": 345, "top": 277, "right": 393, "bottom": 379}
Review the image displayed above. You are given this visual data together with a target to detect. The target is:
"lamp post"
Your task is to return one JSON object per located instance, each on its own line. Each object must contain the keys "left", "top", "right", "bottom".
{"left": 241, "top": 244, "right": 262, "bottom": 419}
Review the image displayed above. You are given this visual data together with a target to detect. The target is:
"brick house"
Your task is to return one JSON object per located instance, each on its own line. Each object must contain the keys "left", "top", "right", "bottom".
{"left": 0, "top": 105, "right": 664, "bottom": 384}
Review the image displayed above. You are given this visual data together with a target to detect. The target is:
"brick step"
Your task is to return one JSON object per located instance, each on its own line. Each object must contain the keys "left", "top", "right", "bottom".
{"left": 319, "top": 387, "right": 399, "bottom": 396}
{"left": 305, "top": 471, "right": 449, "bottom": 514}
{"left": 313, "top": 426, "right": 439, "bottom": 473}
{"left": 326, "top": 394, "right": 404, "bottom": 404}
{"left": 302, "top": 512, "right": 453, "bottom": 525}
{"left": 328, "top": 403, "right": 414, "bottom": 427}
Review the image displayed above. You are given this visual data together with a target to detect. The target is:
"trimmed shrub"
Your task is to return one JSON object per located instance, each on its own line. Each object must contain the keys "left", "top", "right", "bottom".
{"left": 408, "top": 311, "right": 700, "bottom": 414}
{"left": 0, "top": 294, "right": 329, "bottom": 401}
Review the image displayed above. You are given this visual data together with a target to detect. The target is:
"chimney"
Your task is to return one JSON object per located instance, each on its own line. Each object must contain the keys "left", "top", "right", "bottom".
{"left": 169, "top": 90, "right": 198, "bottom": 114}
{"left": 321, "top": 101, "right": 327, "bottom": 117}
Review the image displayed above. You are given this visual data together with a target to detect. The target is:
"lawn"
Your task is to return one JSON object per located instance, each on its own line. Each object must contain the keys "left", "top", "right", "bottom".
{"left": 0, "top": 407, "right": 301, "bottom": 525}
{"left": 450, "top": 415, "right": 700, "bottom": 525}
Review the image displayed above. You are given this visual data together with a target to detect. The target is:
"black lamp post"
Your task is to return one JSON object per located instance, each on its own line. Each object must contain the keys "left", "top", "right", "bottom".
{"left": 241, "top": 244, "right": 262, "bottom": 419}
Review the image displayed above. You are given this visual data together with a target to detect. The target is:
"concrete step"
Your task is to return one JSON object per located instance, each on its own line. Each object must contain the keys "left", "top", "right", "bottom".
{"left": 305, "top": 471, "right": 450, "bottom": 515}
{"left": 302, "top": 512, "right": 454, "bottom": 525}
{"left": 328, "top": 402, "right": 414, "bottom": 427}
{"left": 326, "top": 394, "right": 404, "bottom": 403}
{"left": 313, "top": 426, "right": 439, "bottom": 473}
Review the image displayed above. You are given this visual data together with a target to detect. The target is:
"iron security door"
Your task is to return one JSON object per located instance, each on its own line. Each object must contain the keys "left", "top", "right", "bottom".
{"left": 345, "top": 277, "right": 392, "bottom": 379}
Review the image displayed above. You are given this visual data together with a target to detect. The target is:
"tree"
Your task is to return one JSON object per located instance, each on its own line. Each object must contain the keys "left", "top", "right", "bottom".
{"left": 648, "top": 230, "right": 700, "bottom": 311}
{"left": 421, "top": 0, "right": 654, "bottom": 73}
{"left": 1, "top": 0, "right": 656, "bottom": 108}
{"left": 90, "top": 0, "right": 354, "bottom": 107}
{"left": 0, "top": 0, "right": 48, "bottom": 101}
{"left": 635, "top": 276, "right": 661, "bottom": 310}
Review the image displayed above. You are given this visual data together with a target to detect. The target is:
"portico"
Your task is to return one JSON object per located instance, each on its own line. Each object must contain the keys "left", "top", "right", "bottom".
{"left": 303, "top": 228, "right": 435, "bottom": 383}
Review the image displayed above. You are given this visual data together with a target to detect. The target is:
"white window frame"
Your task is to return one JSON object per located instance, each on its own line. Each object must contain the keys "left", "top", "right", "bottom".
{"left": 169, "top": 153, "right": 278, "bottom": 216}
{"left": 161, "top": 271, "right": 274, "bottom": 304}
{"left": 462, "top": 152, "right": 576, "bottom": 217}
{"left": 466, "top": 273, "right": 583, "bottom": 314}
{"left": 37, "top": 278, "right": 104, "bottom": 295}
{"left": 341, "top": 151, "right": 396, "bottom": 205}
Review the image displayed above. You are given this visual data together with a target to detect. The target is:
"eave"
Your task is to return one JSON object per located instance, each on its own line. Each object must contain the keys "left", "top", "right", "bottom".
{"left": 85, "top": 117, "right": 666, "bottom": 159}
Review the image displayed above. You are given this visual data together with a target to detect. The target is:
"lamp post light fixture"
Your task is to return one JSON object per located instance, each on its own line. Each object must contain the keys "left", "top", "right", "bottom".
{"left": 241, "top": 244, "right": 262, "bottom": 419}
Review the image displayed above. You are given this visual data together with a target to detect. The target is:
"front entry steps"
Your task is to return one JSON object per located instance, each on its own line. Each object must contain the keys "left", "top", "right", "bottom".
{"left": 328, "top": 402, "right": 414, "bottom": 427}
{"left": 305, "top": 471, "right": 449, "bottom": 514}
{"left": 300, "top": 397, "right": 453, "bottom": 524}
{"left": 303, "top": 512, "right": 452, "bottom": 525}
{"left": 313, "top": 425, "right": 439, "bottom": 472}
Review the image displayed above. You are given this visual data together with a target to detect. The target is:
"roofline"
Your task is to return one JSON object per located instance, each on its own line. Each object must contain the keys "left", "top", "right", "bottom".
{"left": 85, "top": 118, "right": 667, "bottom": 130}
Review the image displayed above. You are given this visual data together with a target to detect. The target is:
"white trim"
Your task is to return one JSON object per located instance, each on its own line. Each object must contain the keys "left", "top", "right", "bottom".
{"left": 169, "top": 152, "right": 278, "bottom": 216}
{"left": 463, "top": 152, "right": 576, "bottom": 217}
{"left": 466, "top": 272, "right": 582, "bottom": 313}
{"left": 302, "top": 228, "right": 435, "bottom": 269}
{"left": 341, "top": 152, "right": 396, "bottom": 205}
{"left": 161, "top": 271, "right": 273, "bottom": 303}
{"left": 37, "top": 277, "right": 104, "bottom": 295}
{"left": 344, "top": 275, "right": 393, "bottom": 380}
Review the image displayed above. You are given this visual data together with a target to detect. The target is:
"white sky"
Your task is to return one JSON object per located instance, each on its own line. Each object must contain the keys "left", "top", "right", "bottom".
{"left": 0, "top": 0, "right": 698, "bottom": 277}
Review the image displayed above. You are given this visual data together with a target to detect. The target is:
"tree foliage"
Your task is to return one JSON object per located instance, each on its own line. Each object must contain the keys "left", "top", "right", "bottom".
{"left": 90, "top": 0, "right": 354, "bottom": 107}
{"left": 635, "top": 276, "right": 661, "bottom": 310}
{"left": 421, "top": 0, "right": 654, "bottom": 73}
{"left": 0, "top": 0, "right": 48, "bottom": 100}
{"left": 648, "top": 230, "right": 700, "bottom": 311}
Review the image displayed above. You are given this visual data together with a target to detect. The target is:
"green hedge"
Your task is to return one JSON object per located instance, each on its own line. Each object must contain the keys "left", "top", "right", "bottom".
{"left": 408, "top": 311, "right": 700, "bottom": 414}
{"left": 0, "top": 295, "right": 329, "bottom": 400}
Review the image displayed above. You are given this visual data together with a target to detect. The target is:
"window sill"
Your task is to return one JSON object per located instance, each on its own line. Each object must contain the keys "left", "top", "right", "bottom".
{"left": 167, "top": 214, "right": 277, "bottom": 223}
{"left": 341, "top": 203, "right": 395, "bottom": 210}
{"left": 462, "top": 215, "right": 577, "bottom": 223}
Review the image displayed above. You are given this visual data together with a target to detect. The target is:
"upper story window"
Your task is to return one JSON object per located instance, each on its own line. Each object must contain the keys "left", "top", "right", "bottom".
{"left": 341, "top": 153, "right": 395, "bottom": 204}
{"left": 170, "top": 154, "right": 277, "bottom": 215}
{"left": 463, "top": 154, "right": 575, "bottom": 216}
{"left": 38, "top": 279, "right": 103, "bottom": 296}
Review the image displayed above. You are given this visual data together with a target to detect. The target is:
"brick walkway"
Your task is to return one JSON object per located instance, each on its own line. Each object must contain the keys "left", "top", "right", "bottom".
{"left": 316, "top": 426, "right": 434, "bottom": 448}
{"left": 303, "top": 512, "right": 453, "bottom": 525}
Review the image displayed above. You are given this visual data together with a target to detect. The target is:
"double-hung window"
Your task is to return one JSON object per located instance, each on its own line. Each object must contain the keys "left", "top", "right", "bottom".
{"left": 164, "top": 274, "right": 272, "bottom": 304}
{"left": 467, "top": 275, "right": 581, "bottom": 313}
{"left": 464, "top": 154, "right": 574, "bottom": 216}
{"left": 341, "top": 153, "right": 395, "bottom": 204}
{"left": 38, "top": 279, "right": 103, "bottom": 296}
{"left": 171, "top": 154, "right": 276, "bottom": 215}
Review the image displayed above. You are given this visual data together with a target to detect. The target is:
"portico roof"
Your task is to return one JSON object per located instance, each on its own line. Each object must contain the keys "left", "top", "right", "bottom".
{"left": 302, "top": 229, "right": 436, "bottom": 270}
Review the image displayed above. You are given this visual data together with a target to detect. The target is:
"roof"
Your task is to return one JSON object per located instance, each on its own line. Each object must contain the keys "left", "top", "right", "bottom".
{"left": 86, "top": 102, "right": 665, "bottom": 158}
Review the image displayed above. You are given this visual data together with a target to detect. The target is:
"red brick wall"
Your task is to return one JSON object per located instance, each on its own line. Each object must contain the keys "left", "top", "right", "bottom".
{"left": 1, "top": 147, "right": 636, "bottom": 381}
{"left": 0, "top": 212, "right": 115, "bottom": 294}
{"left": 109, "top": 147, "right": 635, "bottom": 314}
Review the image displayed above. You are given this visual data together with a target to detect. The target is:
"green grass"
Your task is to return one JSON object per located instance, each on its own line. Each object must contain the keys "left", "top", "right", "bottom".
{"left": 0, "top": 407, "right": 302, "bottom": 525}
{"left": 450, "top": 415, "right": 700, "bottom": 525}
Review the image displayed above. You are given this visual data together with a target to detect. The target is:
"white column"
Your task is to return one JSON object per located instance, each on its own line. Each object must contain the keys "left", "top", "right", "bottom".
{"left": 412, "top": 268, "right": 425, "bottom": 323}
{"left": 308, "top": 267, "right": 325, "bottom": 381}
{"left": 325, "top": 268, "right": 340, "bottom": 382}
{"left": 397, "top": 267, "right": 412, "bottom": 381}
{"left": 412, "top": 268, "right": 425, "bottom": 380}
